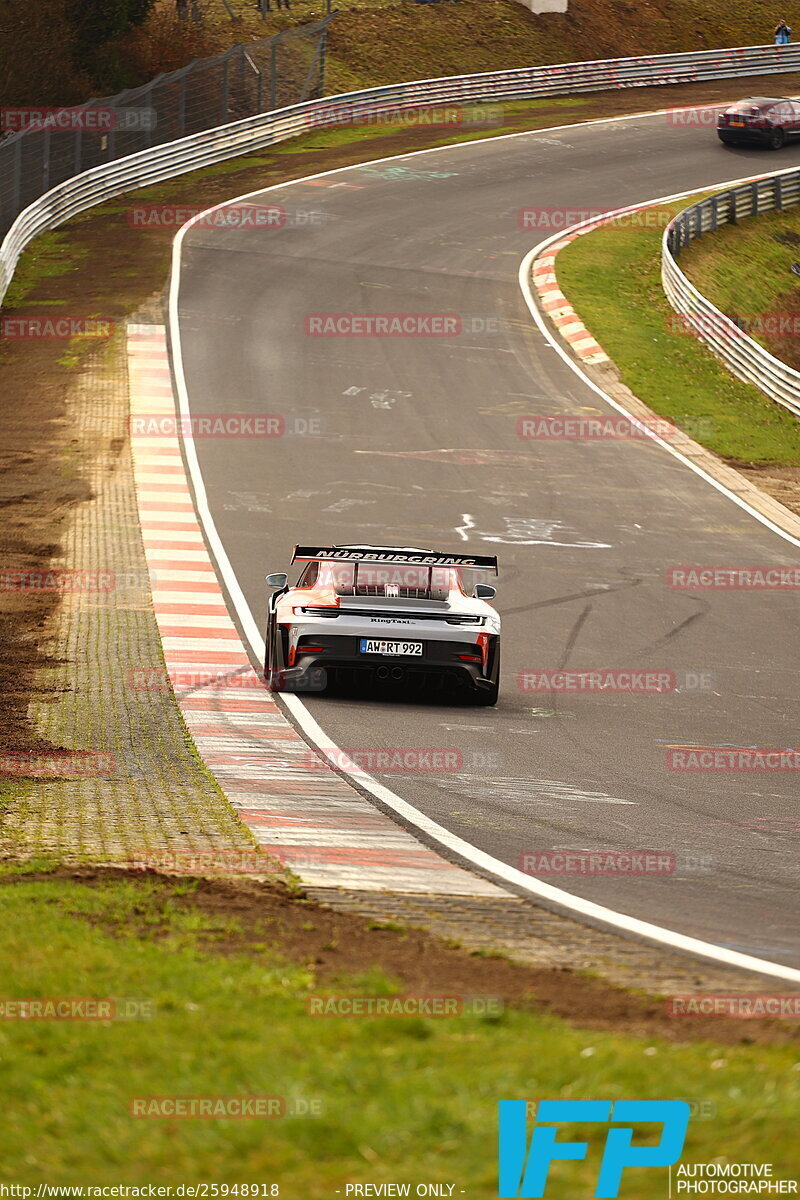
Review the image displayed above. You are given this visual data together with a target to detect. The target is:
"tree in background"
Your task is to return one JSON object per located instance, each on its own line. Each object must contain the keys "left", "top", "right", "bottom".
{"left": 0, "top": 0, "right": 158, "bottom": 106}
{"left": 0, "top": 0, "right": 84, "bottom": 105}
{"left": 65, "top": 0, "right": 157, "bottom": 79}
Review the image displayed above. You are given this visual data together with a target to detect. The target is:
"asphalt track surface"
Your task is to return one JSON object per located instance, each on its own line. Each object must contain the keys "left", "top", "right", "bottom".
{"left": 174, "top": 110, "right": 800, "bottom": 969}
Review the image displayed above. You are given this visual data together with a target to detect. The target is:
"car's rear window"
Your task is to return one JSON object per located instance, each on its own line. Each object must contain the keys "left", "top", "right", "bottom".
{"left": 330, "top": 563, "right": 455, "bottom": 598}
{"left": 729, "top": 98, "right": 788, "bottom": 115}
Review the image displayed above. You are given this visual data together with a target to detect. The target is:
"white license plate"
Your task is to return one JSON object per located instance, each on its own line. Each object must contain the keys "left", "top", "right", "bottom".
{"left": 360, "top": 639, "right": 423, "bottom": 656}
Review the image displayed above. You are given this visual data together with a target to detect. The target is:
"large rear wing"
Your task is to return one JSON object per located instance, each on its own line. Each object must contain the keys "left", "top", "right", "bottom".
{"left": 291, "top": 545, "right": 498, "bottom": 574}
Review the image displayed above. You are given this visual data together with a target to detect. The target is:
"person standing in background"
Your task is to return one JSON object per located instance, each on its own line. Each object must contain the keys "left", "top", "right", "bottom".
{"left": 774, "top": 19, "right": 792, "bottom": 44}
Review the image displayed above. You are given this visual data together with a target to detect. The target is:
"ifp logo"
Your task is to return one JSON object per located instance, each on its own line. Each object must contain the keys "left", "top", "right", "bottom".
{"left": 498, "top": 1100, "right": 690, "bottom": 1197}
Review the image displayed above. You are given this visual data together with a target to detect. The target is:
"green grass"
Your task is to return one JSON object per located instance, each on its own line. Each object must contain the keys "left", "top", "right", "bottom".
{"left": 555, "top": 198, "right": 800, "bottom": 465}
{"left": 2, "top": 231, "right": 89, "bottom": 312}
{"left": 679, "top": 205, "right": 800, "bottom": 349}
{"left": 0, "top": 868, "right": 798, "bottom": 1191}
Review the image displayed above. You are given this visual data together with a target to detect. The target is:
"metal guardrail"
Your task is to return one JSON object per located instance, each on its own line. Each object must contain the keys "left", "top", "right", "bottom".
{"left": 4, "top": 41, "right": 800, "bottom": 307}
{"left": 663, "top": 169, "right": 800, "bottom": 419}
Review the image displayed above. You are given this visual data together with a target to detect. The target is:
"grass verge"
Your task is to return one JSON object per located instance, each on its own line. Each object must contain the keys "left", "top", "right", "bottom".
{"left": 0, "top": 866, "right": 798, "bottom": 1190}
{"left": 679, "top": 204, "right": 800, "bottom": 373}
{"left": 555, "top": 198, "right": 800, "bottom": 466}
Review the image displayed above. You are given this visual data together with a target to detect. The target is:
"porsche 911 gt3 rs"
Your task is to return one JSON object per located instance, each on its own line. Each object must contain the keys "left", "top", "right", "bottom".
{"left": 264, "top": 545, "right": 500, "bottom": 704}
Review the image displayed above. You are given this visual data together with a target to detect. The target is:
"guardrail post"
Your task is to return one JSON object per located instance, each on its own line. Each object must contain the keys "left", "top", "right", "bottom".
{"left": 178, "top": 71, "right": 187, "bottom": 138}
{"left": 221, "top": 56, "right": 230, "bottom": 122}
{"left": 710, "top": 194, "right": 718, "bottom": 231}
{"left": 12, "top": 137, "right": 22, "bottom": 216}
{"left": 270, "top": 38, "right": 277, "bottom": 109}
{"left": 774, "top": 175, "right": 783, "bottom": 211}
{"left": 144, "top": 86, "right": 154, "bottom": 150}
{"left": 729, "top": 190, "right": 737, "bottom": 224}
{"left": 42, "top": 130, "right": 51, "bottom": 193}
{"left": 751, "top": 180, "right": 759, "bottom": 217}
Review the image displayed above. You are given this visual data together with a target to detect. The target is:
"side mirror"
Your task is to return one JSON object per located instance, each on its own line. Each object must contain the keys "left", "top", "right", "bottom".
{"left": 265, "top": 572, "right": 288, "bottom": 589}
{"left": 473, "top": 583, "right": 496, "bottom": 600}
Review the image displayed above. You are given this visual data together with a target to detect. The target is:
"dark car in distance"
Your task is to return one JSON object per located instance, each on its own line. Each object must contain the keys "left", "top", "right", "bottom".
{"left": 717, "top": 97, "right": 800, "bottom": 149}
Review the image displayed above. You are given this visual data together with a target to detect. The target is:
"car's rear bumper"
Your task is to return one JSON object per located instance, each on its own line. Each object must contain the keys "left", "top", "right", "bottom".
{"left": 268, "top": 632, "right": 499, "bottom": 694}
{"left": 717, "top": 128, "right": 772, "bottom": 144}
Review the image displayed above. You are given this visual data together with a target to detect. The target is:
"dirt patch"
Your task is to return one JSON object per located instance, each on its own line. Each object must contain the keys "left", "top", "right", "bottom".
{"left": 0, "top": 346, "right": 92, "bottom": 755}
{"left": 738, "top": 461, "right": 800, "bottom": 511}
{"left": 3, "top": 865, "right": 797, "bottom": 1045}
{"left": 2, "top": 77, "right": 796, "bottom": 759}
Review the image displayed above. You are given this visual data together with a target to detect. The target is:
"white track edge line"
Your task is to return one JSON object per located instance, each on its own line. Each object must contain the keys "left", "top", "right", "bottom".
{"left": 519, "top": 198, "right": 800, "bottom": 549}
{"left": 167, "top": 111, "right": 800, "bottom": 983}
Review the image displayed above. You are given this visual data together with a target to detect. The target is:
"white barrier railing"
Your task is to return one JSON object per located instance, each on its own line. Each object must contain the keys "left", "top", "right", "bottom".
{"left": 3, "top": 41, "right": 800, "bottom": 306}
{"left": 663, "top": 170, "right": 800, "bottom": 419}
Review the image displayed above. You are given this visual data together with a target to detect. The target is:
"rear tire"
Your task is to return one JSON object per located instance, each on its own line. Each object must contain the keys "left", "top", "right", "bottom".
{"left": 264, "top": 613, "right": 284, "bottom": 691}
{"left": 770, "top": 128, "right": 786, "bottom": 149}
{"left": 472, "top": 644, "right": 500, "bottom": 705}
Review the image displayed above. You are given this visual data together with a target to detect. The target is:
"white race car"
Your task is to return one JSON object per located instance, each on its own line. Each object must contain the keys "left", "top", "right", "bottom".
{"left": 264, "top": 545, "right": 500, "bottom": 704}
